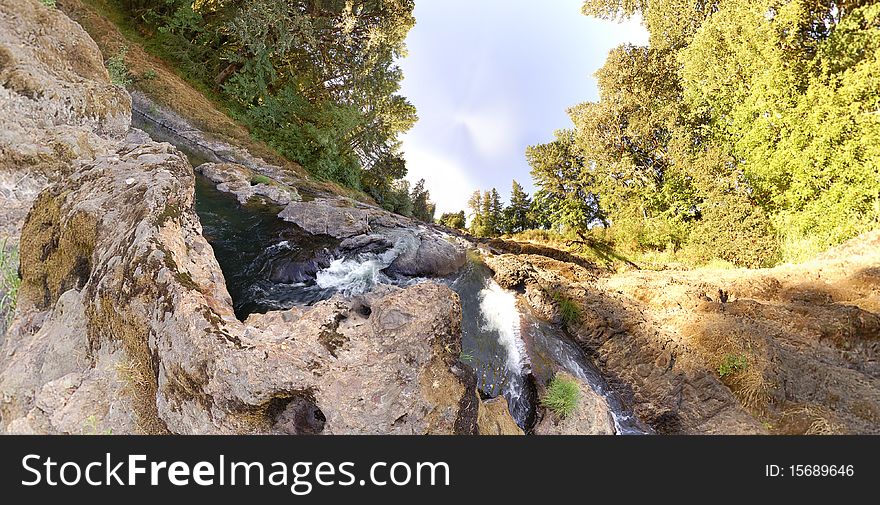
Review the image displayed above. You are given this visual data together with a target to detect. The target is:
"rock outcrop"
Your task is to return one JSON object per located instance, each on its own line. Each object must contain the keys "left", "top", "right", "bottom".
{"left": 0, "top": 139, "right": 478, "bottom": 435}
{"left": 0, "top": 0, "right": 129, "bottom": 244}
{"left": 196, "top": 162, "right": 300, "bottom": 206}
{"left": 477, "top": 396, "right": 524, "bottom": 435}
{"left": 485, "top": 239, "right": 880, "bottom": 435}
{"left": 533, "top": 372, "right": 615, "bottom": 436}
{"left": 485, "top": 252, "right": 767, "bottom": 435}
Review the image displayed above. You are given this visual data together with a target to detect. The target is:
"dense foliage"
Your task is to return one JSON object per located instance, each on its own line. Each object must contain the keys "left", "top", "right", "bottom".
{"left": 437, "top": 211, "right": 466, "bottom": 230}
{"left": 114, "top": 0, "right": 436, "bottom": 220}
{"left": 522, "top": 0, "right": 880, "bottom": 265}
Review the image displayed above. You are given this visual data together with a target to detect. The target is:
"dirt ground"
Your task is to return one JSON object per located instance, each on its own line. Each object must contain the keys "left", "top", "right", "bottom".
{"left": 487, "top": 231, "right": 880, "bottom": 434}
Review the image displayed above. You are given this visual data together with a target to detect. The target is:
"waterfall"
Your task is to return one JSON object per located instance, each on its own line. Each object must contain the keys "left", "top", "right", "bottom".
{"left": 478, "top": 280, "right": 529, "bottom": 372}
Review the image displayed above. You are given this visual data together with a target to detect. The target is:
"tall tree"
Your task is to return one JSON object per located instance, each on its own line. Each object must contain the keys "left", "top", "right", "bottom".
{"left": 504, "top": 180, "right": 534, "bottom": 234}
{"left": 410, "top": 179, "right": 436, "bottom": 223}
{"left": 526, "top": 130, "right": 605, "bottom": 236}
{"left": 468, "top": 191, "right": 487, "bottom": 237}
{"left": 119, "top": 0, "right": 421, "bottom": 200}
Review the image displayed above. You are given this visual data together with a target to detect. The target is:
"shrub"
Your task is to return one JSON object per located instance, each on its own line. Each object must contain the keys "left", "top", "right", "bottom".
{"left": 552, "top": 291, "right": 582, "bottom": 326}
{"left": 718, "top": 353, "right": 749, "bottom": 378}
{"left": 686, "top": 193, "right": 780, "bottom": 268}
{"left": 107, "top": 47, "right": 132, "bottom": 87}
{"left": 541, "top": 375, "right": 581, "bottom": 418}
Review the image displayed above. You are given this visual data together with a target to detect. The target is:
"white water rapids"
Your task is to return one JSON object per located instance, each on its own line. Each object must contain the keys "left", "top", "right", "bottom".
{"left": 478, "top": 281, "right": 530, "bottom": 373}
{"left": 315, "top": 237, "right": 415, "bottom": 295}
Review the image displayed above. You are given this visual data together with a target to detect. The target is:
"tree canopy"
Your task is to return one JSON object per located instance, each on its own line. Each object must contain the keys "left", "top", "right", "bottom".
{"left": 521, "top": 0, "right": 880, "bottom": 265}
{"left": 116, "top": 0, "right": 436, "bottom": 221}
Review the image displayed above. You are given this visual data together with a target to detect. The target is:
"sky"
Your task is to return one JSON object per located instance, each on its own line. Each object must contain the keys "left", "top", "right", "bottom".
{"left": 398, "top": 0, "right": 649, "bottom": 215}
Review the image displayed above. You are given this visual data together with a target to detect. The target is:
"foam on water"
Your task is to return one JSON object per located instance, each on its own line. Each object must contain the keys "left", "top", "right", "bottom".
{"left": 314, "top": 238, "right": 412, "bottom": 296}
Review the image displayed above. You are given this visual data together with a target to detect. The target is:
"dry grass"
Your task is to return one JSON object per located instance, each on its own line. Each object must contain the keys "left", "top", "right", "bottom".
{"left": 779, "top": 405, "right": 845, "bottom": 435}
{"left": 91, "top": 296, "right": 169, "bottom": 435}
{"left": 686, "top": 324, "right": 775, "bottom": 411}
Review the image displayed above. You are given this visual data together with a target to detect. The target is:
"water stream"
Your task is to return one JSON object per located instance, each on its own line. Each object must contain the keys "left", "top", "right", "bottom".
{"left": 450, "top": 255, "right": 537, "bottom": 429}
{"left": 136, "top": 116, "right": 647, "bottom": 434}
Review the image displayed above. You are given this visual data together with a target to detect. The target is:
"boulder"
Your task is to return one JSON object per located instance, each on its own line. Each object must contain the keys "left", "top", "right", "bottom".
{"left": 279, "top": 197, "right": 376, "bottom": 238}
{"left": 477, "top": 395, "right": 524, "bottom": 435}
{"left": 0, "top": 142, "right": 477, "bottom": 434}
{"left": 277, "top": 190, "right": 467, "bottom": 279}
{"left": 534, "top": 372, "right": 616, "bottom": 435}
{"left": 196, "top": 162, "right": 300, "bottom": 206}
{"left": 388, "top": 231, "right": 467, "bottom": 278}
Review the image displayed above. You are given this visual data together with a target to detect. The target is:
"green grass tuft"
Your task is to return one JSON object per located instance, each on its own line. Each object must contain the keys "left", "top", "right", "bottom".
{"left": 718, "top": 353, "right": 749, "bottom": 378}
{"left": 552, "top": 291, "right": 582, "bottom": 326}
{"left": 541, "top": 375, "right": 581, "bottom": 418}
{"left": 0, "top": 240, "right": 21, "bottom": 324}
{"left": 40, "top": 0, "right": 56, "bottom": 7}
{"left": 107, "top": 46, "right": 131, "bottom": 87}
{"left": 250, "top": 175, "right": 273, "bottom": 186}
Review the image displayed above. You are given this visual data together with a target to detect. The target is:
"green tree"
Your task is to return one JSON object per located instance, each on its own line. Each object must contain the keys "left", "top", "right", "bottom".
{"left": 468, "top": 191, "right": 488, "bottom": 237}
{"left": 410, "top": 178, "right": 436, "bottom": 223}
{"left": 526, "top": 130, "right": 605, "bottom": 236}
{"left": 438, "top": 211, "right": 466, "bottom": 229}
{"left": 117, "top": 0, "right": 422, "bottom": 200}
{"left": 503, "top": 180, "right": 534, "bottom": 234}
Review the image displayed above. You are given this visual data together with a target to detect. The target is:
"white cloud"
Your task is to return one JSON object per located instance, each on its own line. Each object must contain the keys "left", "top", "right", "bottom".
{"left": 455, "top": 105, "right": 522, "bottom": 160}
{"left": 400, "top": 137, "right": 477, "bottom": 216}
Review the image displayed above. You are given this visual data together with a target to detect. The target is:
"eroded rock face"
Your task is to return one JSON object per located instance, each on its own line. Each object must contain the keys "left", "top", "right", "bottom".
{"left": 0, "top": 141, "right": 478, "bottom": 434}
{"left": 0, "top": 0, "right": 130, "bottom": 243}
{"left": 0, "top": 1, "right": 479, "bottom": 435}
{"left": 484, "top": 252, "right": 767, "bottom": 435}
{"left": 485, "top": 241, "right": 880, "bottom": 435}
{"left": 533, "top": 372, "right": 615, "bottom": 436}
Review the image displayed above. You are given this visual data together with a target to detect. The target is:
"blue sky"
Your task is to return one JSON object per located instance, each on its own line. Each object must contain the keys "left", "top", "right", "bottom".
{"left": 398, "top": 1, "right": 648, "bottom": 215}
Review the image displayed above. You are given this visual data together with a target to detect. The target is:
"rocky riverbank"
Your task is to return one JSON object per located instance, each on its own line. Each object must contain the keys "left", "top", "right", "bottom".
{"left": 484, "top": 236, "right": 880, "bottom": 434}
{"left": 1, "top": 0, "right": 877, "bottom": 436}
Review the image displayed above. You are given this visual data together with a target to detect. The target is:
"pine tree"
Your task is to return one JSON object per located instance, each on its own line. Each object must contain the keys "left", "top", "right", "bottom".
{"left": 410, "top": 179, "right": 436, "bottom": 223}
{"left": 480, "top": 190, "right": 494, "bottom": 237}
{"left": 489, "top": 189, "right": 504, "bottom": 236}
{"left": 468, "top": 191, "right": 486, "bottom": 237}
{"left": 505, "top": 180, "right": 533, "bottom": 234}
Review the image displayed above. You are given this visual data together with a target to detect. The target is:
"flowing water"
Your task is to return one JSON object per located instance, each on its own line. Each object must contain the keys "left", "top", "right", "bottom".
{"left": 521, "top": 306, "right": 649, "bottom": 434}
{"left": 450, "top": 255, "right": 537, "bottom": 429}
{"left": 136, "top": 114, "right": 646, "bottom": 433}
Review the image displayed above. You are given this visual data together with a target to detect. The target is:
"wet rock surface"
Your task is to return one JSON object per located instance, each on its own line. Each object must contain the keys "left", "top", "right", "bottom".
{"left": 533, "top": 372, "right": 616, "bottom": 436}
{"left": 477, "top": 395, "right": 524, "bottom": 435}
